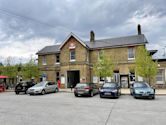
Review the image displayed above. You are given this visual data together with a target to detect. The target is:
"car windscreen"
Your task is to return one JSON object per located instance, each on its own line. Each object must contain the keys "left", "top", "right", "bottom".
{"left": 133, "top": 83, "right": 148, "bottom": 88}
{"left": 34, "top": 82, "right": 45, "bottom": 87}
{"left": 102, "top": 83, "right": 117, "bottom": 88}
{"left": 76, "top": 83, "right": 88, "bottom": 88}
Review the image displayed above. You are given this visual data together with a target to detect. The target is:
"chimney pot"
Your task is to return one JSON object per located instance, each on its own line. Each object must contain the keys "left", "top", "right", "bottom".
{"left": 137, "top": 24, "right": 142, "bottom": 35}
{"left": 90, "top": 30, "right": 95, "bottom": 42}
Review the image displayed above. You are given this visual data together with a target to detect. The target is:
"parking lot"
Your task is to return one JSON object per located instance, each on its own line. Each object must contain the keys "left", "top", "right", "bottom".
{"left": 0, "top": 92, "right": 166, "bottom": 125}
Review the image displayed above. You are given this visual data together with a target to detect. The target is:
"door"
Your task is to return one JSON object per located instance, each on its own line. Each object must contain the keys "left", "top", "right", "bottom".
{"left": 120, "top": 75, "right": 129, "bottom": 88}
{"left": 67, "top": 71, "right": 80, "bottom": 88}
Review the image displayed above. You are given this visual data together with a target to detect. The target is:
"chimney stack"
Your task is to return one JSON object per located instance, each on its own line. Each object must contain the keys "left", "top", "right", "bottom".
{"left": 90, "top": 30, "right": 95, "bottom": 42}
{"left": 137, "top": 24, "right": 142, "bottom": 35}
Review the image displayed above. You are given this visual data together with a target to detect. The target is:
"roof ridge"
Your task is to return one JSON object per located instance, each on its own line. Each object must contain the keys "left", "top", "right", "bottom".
{"left": 85, "top": 34, "right": 145, "bottom": 43}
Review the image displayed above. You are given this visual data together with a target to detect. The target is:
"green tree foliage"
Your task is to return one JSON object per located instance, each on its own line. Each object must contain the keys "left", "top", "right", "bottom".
{"left": 93, "top": 51, "right": 114, "bottom": 79}
{"left": 22, "top": 58, "right": 39, "bottom": 79}
{"left": 0, "top": 57, "right": 39, "bottom": 80}
{"left": 135, "top": 46, "right": 157, "bottom": 84}
{"left": 0, "top": 57, "right": 17, "bottom": 78}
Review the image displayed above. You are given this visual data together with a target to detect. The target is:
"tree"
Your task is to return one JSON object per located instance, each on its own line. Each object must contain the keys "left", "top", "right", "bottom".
{"left": 93, "top": 51, "right": 114, "bottom": 82}
{"left": 135, "top": 46, "right": 157, "bottom": 85}
{"left": 22, "top": 58, "right": 39, "bottom": 80}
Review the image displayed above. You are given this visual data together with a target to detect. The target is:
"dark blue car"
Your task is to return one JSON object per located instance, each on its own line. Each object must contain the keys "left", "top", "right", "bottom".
{"left": 99, "top": 82, "right": 121, "bottom": 98}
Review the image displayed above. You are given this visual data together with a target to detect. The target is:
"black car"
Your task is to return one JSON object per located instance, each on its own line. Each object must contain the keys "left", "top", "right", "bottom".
{"left": 74, "top": 82, "right": 99, "bottom": 97}
{"left": 15, "top": 81, "right": 35, "bottom": 94}
{"left": 99, "top": 82, "right": 121, "bottom": 98}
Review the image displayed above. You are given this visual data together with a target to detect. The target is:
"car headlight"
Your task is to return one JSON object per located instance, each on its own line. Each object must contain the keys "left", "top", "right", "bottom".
{"left": 135, "top": 90, "right": 139, "bottom": 93}
{"left": 100, "top": 89, "right": 104, "bottom": 92}
{"left": 150, "top": 89, "right": 154, "bottom": 93}
{"left": 112, "top": 89, "right": 118, "bottom": 93}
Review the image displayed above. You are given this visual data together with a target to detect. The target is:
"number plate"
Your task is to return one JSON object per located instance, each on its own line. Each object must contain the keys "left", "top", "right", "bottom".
{"left": 104, "top": 93, "right": 111, "bottom": 95}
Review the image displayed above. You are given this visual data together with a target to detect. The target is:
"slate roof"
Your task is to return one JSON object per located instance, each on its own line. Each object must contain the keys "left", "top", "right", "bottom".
{"left": 37, "top": 34, "right": 148, "bottom": 55}
{"left": 85, "top": 34, "right": 147, "bottom": 49}
{"left": 37, "top": 45, "right": 60, "bottom": 55}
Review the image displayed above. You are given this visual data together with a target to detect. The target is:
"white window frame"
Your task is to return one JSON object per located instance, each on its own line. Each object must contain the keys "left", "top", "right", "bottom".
{"left": 70, "top": 50, "right": 76, "bottom": 62}
{"left": 128, "top": 47, "right": 135, "bottom": 60}
{"left": 42, "top": 56, "right": 47, "bottom": 65}
{"left": 156, "top": 68, "right": 165, "bottom": 84}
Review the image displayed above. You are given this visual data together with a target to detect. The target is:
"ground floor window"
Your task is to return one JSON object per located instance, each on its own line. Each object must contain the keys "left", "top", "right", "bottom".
{"left": 156, "top": 69, "right": 165, "bottom": 84}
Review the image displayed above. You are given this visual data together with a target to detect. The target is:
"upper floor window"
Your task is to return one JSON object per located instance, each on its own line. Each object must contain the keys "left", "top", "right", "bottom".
{"left": 42, "top": 56, "right": 47, "bottom": 65}
{"left": 70, "top": 50, "right": 75, "bottom": 61}
{"left": 55, "top": 54, "right": 60, "bottom": 63}
{"left": 128, "top": 47, "right": 135, "bottom": 60}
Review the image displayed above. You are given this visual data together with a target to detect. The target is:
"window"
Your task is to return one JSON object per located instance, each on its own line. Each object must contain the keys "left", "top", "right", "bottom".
{"left": 70, "top": 50, "right": 75, "bottom": 61}
{"left": 42, "top": 56, "right": 47, "bottom": 65}
{"left": 128, "top": 47, "right": 135, "bottom": 60}
{"left": 156, "top": 69, "right": 165, "bottom": 84}
{"left": 56, "top": 72, "right": 60, "bottom": 81}
{"left": 55, "top": 54, "right": 60, "bottom": 63}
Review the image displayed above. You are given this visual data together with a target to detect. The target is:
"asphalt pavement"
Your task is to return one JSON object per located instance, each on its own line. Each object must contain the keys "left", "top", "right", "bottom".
{"left": 0, "top": 92, "right": 166, "bottom": 125}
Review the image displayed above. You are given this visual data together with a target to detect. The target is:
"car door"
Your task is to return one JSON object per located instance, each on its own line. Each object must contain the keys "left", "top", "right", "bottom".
{"left": 50, "top": 82, "right": 56, "bottom": 92}
{"left": 93, "top": 83, "right": 98, "bottom": 94}
{"left": 45, "top": 82, "right": 51, "bottom": 93}
{"left": 47, "top": 82, "right": 54, "bottom": 92}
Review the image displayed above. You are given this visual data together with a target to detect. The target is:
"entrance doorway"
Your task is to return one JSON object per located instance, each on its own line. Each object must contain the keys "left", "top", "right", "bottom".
{"left": 120, "top": 75, "right": 129, "bottom": 88}
{"left": 67, "top": 70, "right": 80, "bottom": 88}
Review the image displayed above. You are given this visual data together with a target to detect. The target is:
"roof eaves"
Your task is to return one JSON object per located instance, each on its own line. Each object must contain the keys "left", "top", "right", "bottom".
{"left": 89, "top": 43, "right": 147, "bottom": 50}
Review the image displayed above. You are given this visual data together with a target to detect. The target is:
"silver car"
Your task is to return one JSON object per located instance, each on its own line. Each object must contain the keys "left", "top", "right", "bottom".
{"left": 27, "top": 81, "right": 59, "bottom": 95}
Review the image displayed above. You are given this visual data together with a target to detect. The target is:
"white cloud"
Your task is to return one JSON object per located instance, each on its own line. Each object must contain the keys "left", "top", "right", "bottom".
{"left": 0, "top": 38, "right": 55, "bottom": 61}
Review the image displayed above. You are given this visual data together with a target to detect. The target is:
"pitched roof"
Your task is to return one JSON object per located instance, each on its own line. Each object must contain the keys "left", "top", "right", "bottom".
{"left": 59, "top": 32, "right": 87, "bottom": 49}
{"left": 37, "top": 34, "right": 148, "bottom": 55}
{"left": 85, "top": 34, "right": 147, "bottom": 49}
{"left": 37, "top": 45, "right": 60, "bottom": 55}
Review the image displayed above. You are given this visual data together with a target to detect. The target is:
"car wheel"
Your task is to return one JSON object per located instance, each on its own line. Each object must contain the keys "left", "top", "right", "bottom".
{"left": 55, "top": 88, "right": 59, "bottom": 93}
{"left": 74, "top": 93, "right": 78, "bottom": 97}
{"left": 152, "top": 95, "right": 155, "bottom": 100}
{"left": 90, "top": 91, "right": 94, "bottom": 97}
{"left": 100, "top": 94, "right": 103, "bottom": 98}
{"left": 41, "top": 90, "right": 45, "bottom": 95}
{"left": 15, "top": 92, "right": 19, "bottom": 95}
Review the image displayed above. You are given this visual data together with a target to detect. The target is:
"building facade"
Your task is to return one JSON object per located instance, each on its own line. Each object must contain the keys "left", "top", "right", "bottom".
{"left": 37, "top": 25, "right": 160, "bottom": 88}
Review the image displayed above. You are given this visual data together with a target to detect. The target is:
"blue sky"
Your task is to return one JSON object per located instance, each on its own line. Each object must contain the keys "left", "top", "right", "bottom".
{"left": 0, "top": 0, "right": 165, "bottom": 63}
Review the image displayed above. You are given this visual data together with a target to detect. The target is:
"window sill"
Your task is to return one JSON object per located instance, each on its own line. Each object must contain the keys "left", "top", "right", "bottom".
{"left": 55, "top": 62, "right": 60, "bottom": 65}
{"left": 70, "top": 60, "right": 76, "bottom": 62}
{"left": 128, "top": 58, "right": 135, "bottom": 60}
{"left": 42, "top": 63, "right": 47, "bottom": 65}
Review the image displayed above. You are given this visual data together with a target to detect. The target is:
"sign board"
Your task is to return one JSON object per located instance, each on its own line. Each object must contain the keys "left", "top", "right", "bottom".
{"left": 61, "top": 76, "right": 65, "bottom": 84}
{"left": 69, "top": 42, "right": 76, "bottom": 49}
{"left": 93, "top": 76, "right": 98, "bottom": 83}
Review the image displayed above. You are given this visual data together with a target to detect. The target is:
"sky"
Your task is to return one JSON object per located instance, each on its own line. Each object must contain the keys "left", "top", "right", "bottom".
{"left": 0, "top": 0, "right": 166, "bottom": 64}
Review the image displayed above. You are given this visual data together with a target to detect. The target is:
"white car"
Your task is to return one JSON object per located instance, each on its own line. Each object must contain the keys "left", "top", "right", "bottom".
{"left": 27, "top": 81, "right": 59, "bottom": 95}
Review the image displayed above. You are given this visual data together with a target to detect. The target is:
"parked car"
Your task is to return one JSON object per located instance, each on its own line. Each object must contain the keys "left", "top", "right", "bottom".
{"left": 0, "top": 83, "right": 5, "bottom": 92}
{"left": 74, "top": 82, "right": 99, "bottom": 97}
{"left": 99, "top": 82, "right": 121, "bottom": 98}
{"left": 27, "top": 81, "right": 59, "bottom": 95}
{"left": 130, "top": 82, "right": 155, "bottom": 99}
{"left": 15, "top": 81, "right": 35, "bottom": 94}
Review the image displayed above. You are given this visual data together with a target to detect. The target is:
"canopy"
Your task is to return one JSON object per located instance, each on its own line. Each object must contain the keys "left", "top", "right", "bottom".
{"left": 0, "top": 76, "right": 8, "bottom": 79}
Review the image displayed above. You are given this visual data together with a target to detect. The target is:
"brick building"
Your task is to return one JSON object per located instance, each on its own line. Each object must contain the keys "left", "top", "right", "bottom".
{"left": 37, "top": 25, "right": 164, "bottom": 88}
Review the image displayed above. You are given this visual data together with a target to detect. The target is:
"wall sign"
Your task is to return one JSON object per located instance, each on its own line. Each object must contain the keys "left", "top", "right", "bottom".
{"left": 69, "top": 42, "right": 76, "bottom": 49}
